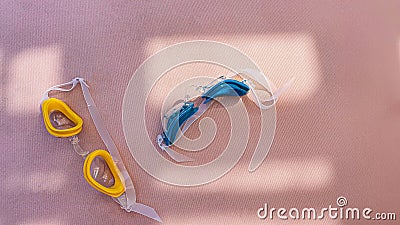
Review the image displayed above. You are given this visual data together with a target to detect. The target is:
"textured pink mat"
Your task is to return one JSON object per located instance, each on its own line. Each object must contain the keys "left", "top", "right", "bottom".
{"left": 1, "top": 1, "right": 400, "bottom": 225}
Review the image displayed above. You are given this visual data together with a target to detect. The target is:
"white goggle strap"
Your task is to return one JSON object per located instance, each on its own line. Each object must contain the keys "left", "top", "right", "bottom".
{"left": 237, "top": 69, "right": 295, "bottom": 110}
{"left": 42, "top": 78, "right": 161, "bottom": 222}
{"left": 77, "top": 78, "right": 161, "bottom": 222}
{"left": 156, "top": 135, "right": 194, "bottom": 162}
{"left": 40, "top": 79, "right": 81, "bottom": 104}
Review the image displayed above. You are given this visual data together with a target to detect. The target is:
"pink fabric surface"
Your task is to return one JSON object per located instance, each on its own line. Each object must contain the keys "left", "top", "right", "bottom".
{"left": 1, "top": 1, "right": 400, "bottom": 225}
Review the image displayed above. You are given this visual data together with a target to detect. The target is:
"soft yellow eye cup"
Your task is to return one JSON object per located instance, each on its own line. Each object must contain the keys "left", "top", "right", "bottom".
{"left": 41, "top": 98, "right": 83, "bottom": 138}
{"left": 83, "top": 149, "right": 125, "bottom": 198}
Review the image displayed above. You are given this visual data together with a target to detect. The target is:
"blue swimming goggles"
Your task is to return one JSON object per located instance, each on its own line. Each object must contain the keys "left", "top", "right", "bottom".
{"left": 157, "top": 70, "right": 294, "bottom": 164}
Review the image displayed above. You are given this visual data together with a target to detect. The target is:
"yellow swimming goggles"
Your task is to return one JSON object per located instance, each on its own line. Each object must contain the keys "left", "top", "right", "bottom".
{"left": 41, "top": 78, "right": 161, "bottom": 222}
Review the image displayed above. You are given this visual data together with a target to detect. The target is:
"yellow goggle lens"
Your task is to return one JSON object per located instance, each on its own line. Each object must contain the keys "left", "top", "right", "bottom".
{"left": 41, "top": 98, "right": 83, "bottom": 137}
{"left": 83, "top": 150, "right": 125, "bottom": 198}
